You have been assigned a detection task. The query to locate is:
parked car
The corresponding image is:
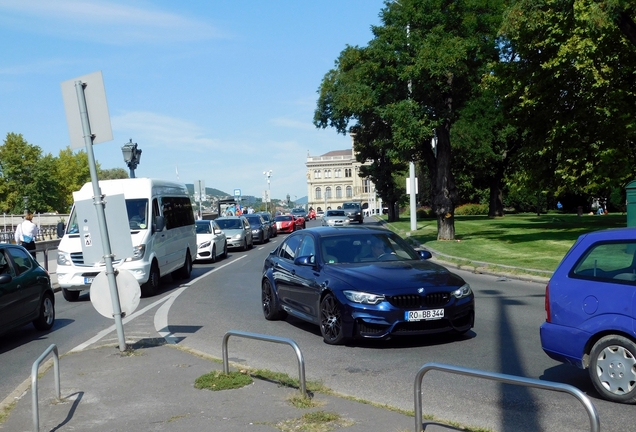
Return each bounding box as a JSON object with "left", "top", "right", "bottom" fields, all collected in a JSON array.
[
  {"left": 275, "top": 214, "right": 296, "bottom": 234},
  {"left": 195, "top": 220, "right": 227, "bottom": 262},
  {"left": 540, "top": 227, "right": 636, "bottom": 403},
  {"left": 243, "top": 214, "right": 270, "bottom": 244},
  {"left": 321, "top": 209, "right": 350, "bottom": 227},
  {"left": 261, "top": 226, "right": 474, "bottom": 345},
  {"left": 0, "top": 244, "right": 55, "bottom": 336},
  {"left": 342, "top": 202, "right": 363, "bottom": 224},
  {"left": 316, "top": 210, "right": 325, "bottom": 219},
  {"left": 215, "top": 216, "right": 254, "bottom": 251},
  {"left": 257, "top": 212, "right": 277, "bottom": 238}
]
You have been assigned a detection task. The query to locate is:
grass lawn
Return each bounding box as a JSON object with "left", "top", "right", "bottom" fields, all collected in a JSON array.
[{"left": 384, "top": 212, "right": 627, "bottom": 273}]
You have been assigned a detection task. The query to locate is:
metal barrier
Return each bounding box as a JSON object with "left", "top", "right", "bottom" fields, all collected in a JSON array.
[
  {"left": 31, "top": 344, "right": 61, "bottom": 432},
  {"left": 222, "top": 330, "right": 306, "bottom": 395},
  {"left": 414, "top": 362, "right": 600, "bottom": 432}
]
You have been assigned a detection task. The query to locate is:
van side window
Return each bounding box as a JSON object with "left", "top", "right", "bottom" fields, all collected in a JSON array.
[
  {"left": 152, "top": 198, "right": 160, "bottom": 228},
  {"left": 161, "top": 196, "right": 195, "bottom": 230},
  {"left": 572, "top": 242, "right": 636, "bottom": 283}
]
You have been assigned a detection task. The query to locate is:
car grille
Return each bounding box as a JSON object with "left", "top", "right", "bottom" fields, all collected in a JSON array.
[
  {"left": 387, "top": 293, "right": 451, "bottom": 309},
  {"left": 69, "top": 252, "right": 122, "bottom": 267}
]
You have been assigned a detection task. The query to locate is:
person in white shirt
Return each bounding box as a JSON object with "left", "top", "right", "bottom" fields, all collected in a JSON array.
[{"left": 15, "top": 211, "right": 39, "bottom": 258}]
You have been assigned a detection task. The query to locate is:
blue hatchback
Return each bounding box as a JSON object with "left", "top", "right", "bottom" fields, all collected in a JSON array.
[{"left": 540, "top": 227, "right": 636, "bottom": 403}]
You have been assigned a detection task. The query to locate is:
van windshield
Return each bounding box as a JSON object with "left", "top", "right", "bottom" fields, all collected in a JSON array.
[{"left": 66, "top": 198, "right": 149, "bottom": 234}]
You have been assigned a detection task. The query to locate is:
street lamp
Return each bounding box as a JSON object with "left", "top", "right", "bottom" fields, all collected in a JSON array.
[
  {"left": 121, "top": 139, "right": 142, "bottom": 178},
  {"left": 263, "top": 170, "right": 272, "bottom": 212}
]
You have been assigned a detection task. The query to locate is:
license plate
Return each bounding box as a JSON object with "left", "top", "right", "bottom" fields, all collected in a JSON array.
[
  {"left": 405, "top": 309, "right": 444, "bottom": 321},
  {"left": 84, "top": 277, "right": 94, "bottom": 284}
]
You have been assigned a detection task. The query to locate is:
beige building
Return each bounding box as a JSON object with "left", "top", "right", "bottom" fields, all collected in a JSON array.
[{"left": 305, "top": 135, "right": 380, "bottom": 213}]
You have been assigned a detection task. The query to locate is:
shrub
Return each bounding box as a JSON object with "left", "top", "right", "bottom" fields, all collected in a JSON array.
[
  {"left": 454, "top": 203, "right": 488, "bottom": 216},
  {"left": 416, "top": 207, "right": 434, "bottom": 219}
]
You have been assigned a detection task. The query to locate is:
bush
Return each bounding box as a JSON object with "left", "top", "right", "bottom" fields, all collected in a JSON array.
[
  {"left": 416, "top": 207, "right": 434, "bottom": 219},
  {"left": 454, "top": 203, "right": 488, "bottom": 216}
]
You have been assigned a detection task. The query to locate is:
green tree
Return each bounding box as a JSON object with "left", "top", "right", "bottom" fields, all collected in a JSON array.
[
  {"left": 54, "top": 147, "right": 95, "bottom": 212},
  {"left": 99, "top": 167, "right": 129, "bottom": 180},
  {"left": 0, "top": 133, "right": 43, "bottom": 213},
  {"left": 497, "top": 0, "right": 636, "bottom": 203},
  {"left": 315, "top": 0, "right": 504, "bottom": 238}
]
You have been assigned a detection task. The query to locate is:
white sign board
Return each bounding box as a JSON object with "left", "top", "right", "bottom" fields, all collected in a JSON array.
[
  {"left": 61, "top": 71, "right": 113, "bottom": 149},
  {"left": 72, "top": 193, "right": 133, "bottom": 265},
  {"left": 406, "top": 177, "right": 419, "bottom": 195}
]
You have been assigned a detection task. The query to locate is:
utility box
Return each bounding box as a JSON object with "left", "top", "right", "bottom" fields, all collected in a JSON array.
[{"left": 626, "top": 180, "right": 636, "bottom": 227}]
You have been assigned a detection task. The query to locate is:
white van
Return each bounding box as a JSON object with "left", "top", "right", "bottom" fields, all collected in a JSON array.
[{"left": 56, "top": 178, "right": 197, "bottom": 301}]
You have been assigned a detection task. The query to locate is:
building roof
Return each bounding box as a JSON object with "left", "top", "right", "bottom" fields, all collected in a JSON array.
[{"left": 321, "top": 149, "right": 352, "bottom": 157}]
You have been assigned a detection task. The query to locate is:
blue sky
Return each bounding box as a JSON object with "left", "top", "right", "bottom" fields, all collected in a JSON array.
[{"left": 0, "top": 0, "right": 386, "bottom": 201}]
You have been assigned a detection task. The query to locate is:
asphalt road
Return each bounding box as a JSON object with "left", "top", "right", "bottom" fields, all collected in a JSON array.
[{"left": 1, "top": 217, "right": 633, "bottom": 432}]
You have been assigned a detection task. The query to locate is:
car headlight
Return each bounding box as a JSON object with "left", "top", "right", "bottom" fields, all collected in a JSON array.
[
  {"left": 126, "top": 245, "right": 146, "bottom": 261},
  {"left": 452, "top": 283, "right": 472, "bottom": 299},
  {"left": 343, "top": 290, "right": 385, "bottom": 305},
  {"left": 57, "top": 251, "right": 72, "bottom": 266},
  {"left": 199, "top": 240, "right": 211, "bottom": 248}
]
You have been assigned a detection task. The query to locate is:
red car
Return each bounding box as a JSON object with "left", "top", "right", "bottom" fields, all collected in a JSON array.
[
  {"left": 293, "top": 215, "right": 306, "bottom": 230},
  {"left": 275, "top": 215, "right": 296, "bottom": 233}
]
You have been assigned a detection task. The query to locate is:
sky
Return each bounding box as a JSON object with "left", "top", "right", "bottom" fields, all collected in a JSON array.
[{"left": 0, "top": 0, "right": 387, "bottom": 202}]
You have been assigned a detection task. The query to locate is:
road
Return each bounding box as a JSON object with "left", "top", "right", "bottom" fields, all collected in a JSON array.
[{"left": 1, "top": 217, "right": 632, "bottom": 431}]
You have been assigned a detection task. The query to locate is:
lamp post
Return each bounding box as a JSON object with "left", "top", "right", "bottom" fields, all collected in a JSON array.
[
  {"left": 263, "top": 170, "right": 272, "bottom": 212},
  {"left": 121, "top": 139, "right": 142, "bottom": 178}
]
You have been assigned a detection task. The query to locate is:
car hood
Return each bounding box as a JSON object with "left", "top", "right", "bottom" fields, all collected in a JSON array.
[
  {"left": 324, "top": 260, "right": 465, "bottom": 292},
  {"left": 221, "top": 229, "right": 245, "bottom": 236}
]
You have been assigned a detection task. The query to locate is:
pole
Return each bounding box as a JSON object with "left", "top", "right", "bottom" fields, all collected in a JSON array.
[{"left": 75, "top": 80, "right": 127, "bottom": 352}]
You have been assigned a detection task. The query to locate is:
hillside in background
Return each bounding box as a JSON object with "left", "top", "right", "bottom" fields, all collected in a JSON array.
[{"left": 185, "top": 184, "right": 230, "bottom": 197}]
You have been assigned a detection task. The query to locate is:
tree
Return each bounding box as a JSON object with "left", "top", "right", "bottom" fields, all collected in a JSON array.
[
  {"left": 315, "top": 0, "right": 504, "bottom": 238},
  {"left": 0, "top": 133, "right": 44, "bottom": 213},
  {"left": 497, "top": 0, "right": 636, "bottom": 203},
  {"left": 54, "top": 147, "right": 95, "bottom": 212},
  {"left": 99, "top": 168, "right": 129, "bottom": 180}
]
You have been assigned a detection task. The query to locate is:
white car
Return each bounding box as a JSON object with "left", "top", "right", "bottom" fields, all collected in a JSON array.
[
  {"left": 316, "top": 210, "right": 324, "bottom": 219},
  {"left": 195, "top": 220, "right": 227, "bottom": 262},
  {"left": 321, "top": 209, "right": 350, "bottom": 227}
]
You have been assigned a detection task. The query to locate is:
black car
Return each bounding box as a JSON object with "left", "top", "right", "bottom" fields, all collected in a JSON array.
[
  {"left": 0, "top": 244, "right": 55, "bottom": 336},
  {"left": 243, "top": 214, "right": 270, "bottom": 244},
  {"left": 342, "top": 202, "right": 363, "bottom": 223},
  {"left": 261, "top": 226, "right": 474, "bottom": 345},
  {"left": 257, "top": 212, "right": 277, "bottom": 238}
]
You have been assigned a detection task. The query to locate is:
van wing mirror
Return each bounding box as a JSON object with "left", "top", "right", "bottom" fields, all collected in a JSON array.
[{"left": 154, "top": 215, "right": 165, "bottom": 232}]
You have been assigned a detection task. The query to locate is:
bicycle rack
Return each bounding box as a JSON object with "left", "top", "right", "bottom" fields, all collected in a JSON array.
[
  {"left": 31, "top": 344, "right": 61, "bottom": 432},
  {"left": 222, "top": 330, "right": 306, "bottom": 395},
  {"left": 414, "top": 362, "right": 600, "bottom": 432}
]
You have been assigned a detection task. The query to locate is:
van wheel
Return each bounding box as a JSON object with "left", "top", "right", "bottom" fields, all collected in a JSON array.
[
  {"left": 62, "top": 288, "right": 80, "bottom": 302},
  {"left": 589, "top": 335, "right": 636, "bottom": 403},
  {"left": 210, "top": 245, "right": 217, "bottom": 263},
  {"left": 179, "top": 252, "right": 192, "bottom": 279},
  {"left": 142, "top": 262, "right": 160, "bottom": 297}
]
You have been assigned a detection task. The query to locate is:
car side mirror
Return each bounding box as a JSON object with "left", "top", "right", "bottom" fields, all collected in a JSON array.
[
  {"left": 154, "top": 215, "right": 165, "bottom": 233},
  {"left": 294, "top": 255, "right": 315, "bottom": 266},
  {"left": 418, "top": 250, "right": 432, "bottom": 260},
  {"left": 0, "top": 274, "right": 12, "bottom": 284}
]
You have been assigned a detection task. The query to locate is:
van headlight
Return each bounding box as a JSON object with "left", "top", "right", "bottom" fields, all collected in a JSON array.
[
  {"left": 452, "top": 283, "right": 472, "bottom": 299},
  {"left": 343, "top": 290, "right": 385, "bottom": 305},
  {"left": 126, "top": 245, "right": 146, "bottom": 261},
  {"left": 57, "top": 251, "right": 72, "bottom": 266}
]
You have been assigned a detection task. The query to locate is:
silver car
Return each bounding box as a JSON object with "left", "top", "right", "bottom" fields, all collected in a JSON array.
[
  {"left": 321, "top": 209, "right": 350, "bottom": 227},
  {"left": 215, "top": 216, "right": 254, "bottom": 251}
]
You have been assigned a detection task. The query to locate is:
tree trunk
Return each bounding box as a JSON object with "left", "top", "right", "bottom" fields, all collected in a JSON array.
[
  {"left": 431, "top": 127, "right": 457, "bottom": 240},
  {"left": 387, "top": 200, "right": 399, "bottom": 222},
  {"left": 488, "top": 165, "right": 504, "bottom": 217}
]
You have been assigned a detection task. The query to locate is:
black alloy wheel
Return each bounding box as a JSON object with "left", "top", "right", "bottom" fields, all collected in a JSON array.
[
  {"left": 262, "top": 279, "right": 286, "bottom": 320},
  {"left": 320, "top": 293, "right": 346, "bottom": 345}
]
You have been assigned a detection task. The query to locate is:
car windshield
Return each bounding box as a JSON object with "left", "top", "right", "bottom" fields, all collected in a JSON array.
[
  {"left": 216, "top": 219, "right": 242, "bottom": 230},
  {"left": 276, "top": 215, "right": 292, "bottom": 222},
  {"left": 321, "top": 233, "right": 420, "bottom": 264},
  {"left": 292, "top": 209, "right": 304, "bottom": 214},
  {"left": 259, "top": 214, "right": 271, "bottom": 222},
  {"left": 343, "top": 203, "right": 358, "bottom": 209},
  {"left": 326, "top": 210, "right": 345, "bottom": 216},
  {"left": 245, "top": 217, "right": 261, "bottom": 226},
  {"left": 195, "top": 222, "right": 212, "bottom": 234}
]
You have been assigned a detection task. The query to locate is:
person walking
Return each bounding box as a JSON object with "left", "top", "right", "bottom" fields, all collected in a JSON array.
[{"left": 15, "top": 211, "right": 39, "bottom": 258}]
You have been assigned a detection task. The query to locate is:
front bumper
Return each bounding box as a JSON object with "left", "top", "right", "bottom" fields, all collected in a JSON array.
[{"left": 57, "top": 261, "right": 149, "bottom": 291}]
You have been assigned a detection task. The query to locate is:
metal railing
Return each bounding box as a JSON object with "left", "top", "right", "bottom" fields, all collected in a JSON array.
[
  {"left": 222, "top": 330, "right": 306, "bottom": 395},
  {"left": 31, "top": 344, "right": 61, "bottom": 432},
  {"left": 414, "top": 362, "right": 600, "bottom": 432}
]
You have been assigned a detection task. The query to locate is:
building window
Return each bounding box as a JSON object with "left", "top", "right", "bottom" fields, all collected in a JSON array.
[
  {"left": 314, "top": 170, "right": 321, "bottom": 179},
  {"left": 325, "top": 187, "right": 332, "bottom": 199},
  {"left": 335, "top": 169, "right": 341, "bottom": 178},
  {"left": 325, "top": 170, "right": 332, "bottom": 178},
  {"left": 336, "top": 186, "right": 342, "bottom": 198},
  {"left": 345, "top": 168, "right": 352, "bottom": 178},
  {"left": 315, "top": 187, "right": 322, "bottom": 200},
  {"left": 346, "top": 186, "right": 353, "bottom": 198},
  {"left": 364, "top": 178, "right": 370, "bottom": 193}
]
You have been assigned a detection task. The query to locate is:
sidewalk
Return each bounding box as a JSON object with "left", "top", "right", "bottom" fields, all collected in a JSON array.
[{"left": 1, "top": 341, "right": 460, "bottom": 432}]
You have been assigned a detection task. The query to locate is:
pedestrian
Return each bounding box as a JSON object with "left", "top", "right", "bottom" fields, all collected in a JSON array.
[{"left": 15, "top": 211, "right": 39, "bottom": 258}]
